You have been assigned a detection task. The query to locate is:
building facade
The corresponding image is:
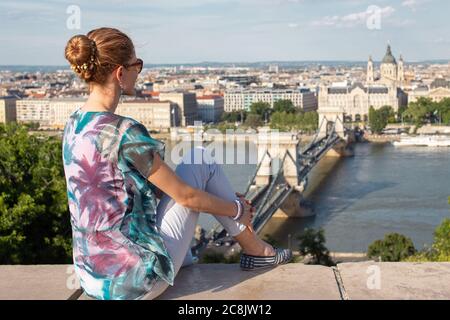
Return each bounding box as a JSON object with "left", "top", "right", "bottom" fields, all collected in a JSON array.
[
  {"left": 408, "top": 78, "right": 450, "bottom": 103},
  {"left": 0, "top": 96, "right": 17, "bottom": 123},
  {"left": 116, "top": 100, "right": 179, "bottom": 131},
  {"left": 196, "top": 95, "right": 224, "bottom": 123},
  {"left": 158, "top": 92, "right": 198, "bottom": 126},
  {"left": 224, "top": 88, "right": 318, "bottom": 112},
  {"left": 16, "top": 99, "right": 52, "bottom": 127},
  {"left": 318, "top": 45, "right": 408, "bottom": 122},
  {"left": 15, "top": 98, "right": 179, "bottom": 131},
  {"left": 51, "top": 98, "right": 85, "bottom": 129},
  {"left": 318, "top": 83, "right": 407, "bottom": 122}
]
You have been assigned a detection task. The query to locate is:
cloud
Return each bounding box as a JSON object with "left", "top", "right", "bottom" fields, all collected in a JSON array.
[
  {"left": 402, "top": 0, "right": 431, "bottom": 11},
  {"left": 311, "top": 6, "right": 395, "bottom": 28},
  {"left": 433, "top": 37, "right": 450, "bottom": 44}
]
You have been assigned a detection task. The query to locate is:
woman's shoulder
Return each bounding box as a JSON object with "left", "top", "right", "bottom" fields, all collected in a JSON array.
[{"left": 118, "top": 116, "right": 150, "bottom": 136}]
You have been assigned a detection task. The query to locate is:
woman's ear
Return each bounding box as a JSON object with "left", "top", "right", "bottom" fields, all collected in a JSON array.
[{"left": 114, "top": 66, "right": 124, "bottom": 85}]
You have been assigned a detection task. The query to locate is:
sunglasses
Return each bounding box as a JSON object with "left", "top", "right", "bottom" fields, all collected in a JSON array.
[{"left": 123, "top": 58, "right": 143, "bottom": 74}]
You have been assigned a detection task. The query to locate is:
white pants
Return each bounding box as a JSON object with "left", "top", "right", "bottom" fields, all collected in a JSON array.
[{"left": 141, "top": 147, "right": 247, "bottom": 300}]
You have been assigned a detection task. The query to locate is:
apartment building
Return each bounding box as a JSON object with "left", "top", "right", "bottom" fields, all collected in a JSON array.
[{"left": 224, "top": 88, "right": 318, "bottom": 112}]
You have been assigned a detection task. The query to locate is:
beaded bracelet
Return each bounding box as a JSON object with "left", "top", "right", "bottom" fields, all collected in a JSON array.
[{"left": 232, "top": 199, "right": 243, "bottom": 221}]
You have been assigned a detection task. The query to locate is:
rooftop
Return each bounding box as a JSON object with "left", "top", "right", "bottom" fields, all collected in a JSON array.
[{"left": 382, "top": 45, "right": 397, "bottom": 65}]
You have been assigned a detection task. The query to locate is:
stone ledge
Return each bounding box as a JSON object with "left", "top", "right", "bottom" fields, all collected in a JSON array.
[
  {"left": 337, "top": 262, "right": 450, "bottom": 300},
  {"left": 157, "top": 263, "right": 341, "bottom": 300},
  {"left": 2, "top": 262, "right": 450, "bottom": 300},
  {"left": 0, "top": 265, "right": 80, "bottom": 300}
]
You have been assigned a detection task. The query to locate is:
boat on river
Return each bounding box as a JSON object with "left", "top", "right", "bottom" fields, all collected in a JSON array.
[{"left": 393, "top": 135, "right": 450, "bottom": 147}]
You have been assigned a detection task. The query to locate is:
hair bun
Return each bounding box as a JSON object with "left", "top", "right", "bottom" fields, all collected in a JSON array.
[
  {"left": 65, "top": 34, "right": 97, "bottom": 81},
  {"left": 65, "top": 28, "right": 134, "bottom": 84}
]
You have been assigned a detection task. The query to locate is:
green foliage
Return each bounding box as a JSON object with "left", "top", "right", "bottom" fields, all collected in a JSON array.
[
  {"left": 200, "top": 251, "right": 241, "bottom": 264},
  {"left": 221, "top": 111, "right": 247, "bottom": 123},
  {"left": 0, "top": 123, "right": 71, "bottom": 264},
  {"left": 403, "top": 98, "right": 429, "bottom": 126},
  {"left": 404, "top": 219, "right": 450, "bottom": 262},
  {"left": 397, "top": 104, "right": 408, "bottom": 118},
  {"left": 439, "top": 98, "right": 450, "bottom": 125},
  {"left": 270, "top": 111, "right": 318, "bottom": 133},
  {"left": 263, "top": 234, "right": 281, "bottom": 248},
  {"left": 249, "top": 102, "right": 271, "bottom": 117},
  {"left": 204, "top": 122, "right": 236, "bottom": 134},
  {"left": 273, "top": 100, "right": 296, "bottom": 114},
  {"left": 368, "top": 106, "right": 388, "bottom": 134},
  {"left": 432, "top": 218, "right": 450, "bottom": 258},
  {"left": 297, "top": 228, "right": 335, "bottom": 266},
  {"left": 244, "top": 113, "right": 263, "bottom": 128},
  {"left": 22, "top": 122, "right": 40, "bottom": 130},
  {"left": 367, "top": 233, "right": 416, "bottom": 262},
  {"left": 403, "top": 97, "right": 450, "bottom": 126},
  {"left": 378, "top": 105, "right": 396, "bottom": 124}
]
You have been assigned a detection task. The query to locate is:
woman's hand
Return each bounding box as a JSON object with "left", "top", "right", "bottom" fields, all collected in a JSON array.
[
  {"left": 235, "top": 192, "right": 257, "bottom": 232},
  {"left": 235, "top": 197, "right": 256, "bottom": 227},
  {"left": 235, "top": 192, "right": 250, "bottom": 205}
]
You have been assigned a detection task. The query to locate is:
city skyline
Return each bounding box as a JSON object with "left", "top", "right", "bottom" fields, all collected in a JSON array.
[{"left": 0, "top": 0, "right": 449, "bottom": 65}]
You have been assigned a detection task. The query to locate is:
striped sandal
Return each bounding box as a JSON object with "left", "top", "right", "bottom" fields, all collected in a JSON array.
[{"left": 240, "top": 247, "right": 293, "bottom": 271}]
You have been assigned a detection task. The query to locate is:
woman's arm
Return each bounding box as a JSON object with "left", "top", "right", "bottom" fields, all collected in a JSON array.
[{"left": 147, "top": 153, "right": 253, "bottom": 225}]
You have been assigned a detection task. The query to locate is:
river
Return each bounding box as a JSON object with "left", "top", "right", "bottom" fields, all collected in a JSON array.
[{"left": 164, "top": 140, "right": 450, "bottom": 253}]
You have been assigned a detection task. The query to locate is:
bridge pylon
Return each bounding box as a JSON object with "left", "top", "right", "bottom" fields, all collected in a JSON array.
[
  {"left": 248, "top": 133, "right": 313, "bottom": 219},
  {"left": 318, "top": 110, "right": 346, "bottom": 139}
]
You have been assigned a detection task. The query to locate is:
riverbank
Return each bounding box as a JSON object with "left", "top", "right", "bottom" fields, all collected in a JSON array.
[{"left": 363, "top": 134, "right": 401, "bottom": 143}]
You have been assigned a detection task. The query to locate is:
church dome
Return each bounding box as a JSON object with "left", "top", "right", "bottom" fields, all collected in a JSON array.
[{"left": 382, "top": 45, "right": 397, "bottom": 64}]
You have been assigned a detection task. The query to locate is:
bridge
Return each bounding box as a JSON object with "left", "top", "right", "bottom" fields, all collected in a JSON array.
[{"left": 200, "top": 111, "right": 355, "bottom": 249}]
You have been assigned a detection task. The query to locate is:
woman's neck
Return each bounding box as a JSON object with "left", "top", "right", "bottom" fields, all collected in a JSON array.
[{"left": 82, "top": 83, "right": 120, "bottom": 113}]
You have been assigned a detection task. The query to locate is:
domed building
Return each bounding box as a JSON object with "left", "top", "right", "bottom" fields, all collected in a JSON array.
[
  {"left": 367, "top": 45, "right": 405, "bottom": 86},
  {"left": 318, "top": 44, "right": 408, "bottom": 123}
]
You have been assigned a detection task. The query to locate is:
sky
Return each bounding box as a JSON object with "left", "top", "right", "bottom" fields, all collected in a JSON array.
[{"left": 0, "top": 0, "right": 449, "bottom": 65}]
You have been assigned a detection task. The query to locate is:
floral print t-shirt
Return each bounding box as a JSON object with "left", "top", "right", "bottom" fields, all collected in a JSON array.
[{"left": 62, "top": 108, "right": 174, "bottom": 300}]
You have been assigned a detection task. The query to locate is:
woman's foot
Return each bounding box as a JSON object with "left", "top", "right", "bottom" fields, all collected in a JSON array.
[
  {"left": 242, "top": 240, "right": 276, "bottom": 257},
  {"left": 240, "top": 248, "right": 293, "bottom": 271},
  {"left": 234, "top": 227, "right": 293, "bottom": 270},
  {"left": 234, "top": 226, "right": 276, "bottom": 257}
]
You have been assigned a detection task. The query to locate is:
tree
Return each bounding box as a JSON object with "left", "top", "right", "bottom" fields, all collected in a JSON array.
[
  {"left": 437, "top": 98, "right": 450, "bottom": 125},
  {"left": 0, "top": 123, "right": 72, "bottom": 264},
  {"left": 249, "top": 102, "right": 271, "bottom": 117},
  {"left": 244, "top": 113, "right": 263, "bottom": 129},
  {"left": 367, "top": 233, "right": 416, "bottom": 262},
  {"left": 270, "top": 111, "right": 318, "bottom": 133},
  {"left": 378, "top": 105, "right": 396, "bottom": 124},
  {"left": 221, "top": 111, "right": 246, "bottom": 123},
  {"left": 368, "top": 106, "right": 387, "bottom": 134},
  {"left": 301, "top": 111, "right": 319, "bottom": 132},
  {"left": 402, "top": 97, "right": 441, "bottom": 126},
  {"left": 404, "top": 218, "right": 450, "bottom": 262},
  {"left": 397, "top": 104, "right": 408, "bottom": 120},
  {"left": 273, "top": 100, "right": 296, "bottom": 114},
  {"left": 297, "top": 228, "right": 335, "bottom": 266}
]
